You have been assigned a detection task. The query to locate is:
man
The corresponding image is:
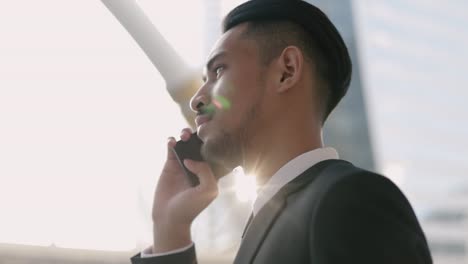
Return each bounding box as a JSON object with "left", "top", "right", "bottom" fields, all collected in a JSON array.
[{"left": 131, "top": 0, "right": 433, "bottom": 263}]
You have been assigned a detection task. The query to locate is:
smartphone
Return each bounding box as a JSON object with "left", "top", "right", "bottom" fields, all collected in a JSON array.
[{"left": 172, "top": 133, "right": 230, "bottom": 186}]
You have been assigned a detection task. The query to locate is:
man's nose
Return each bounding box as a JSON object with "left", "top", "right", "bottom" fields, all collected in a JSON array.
[{"left": 190, "top": 93, "right": 209, "bottom": 113}]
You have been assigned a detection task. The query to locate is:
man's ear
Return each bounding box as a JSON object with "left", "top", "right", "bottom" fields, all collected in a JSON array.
[{"left": 275, "top": 46, "right": 303, "bottom": 93}]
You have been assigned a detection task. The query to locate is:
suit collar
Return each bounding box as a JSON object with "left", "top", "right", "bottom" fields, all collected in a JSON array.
[
  {"left": 253, "top": 148, "right": 339, "bottom": 216},
  {"left": 236, "top": 159, "right": 346, "bottom": 264}
]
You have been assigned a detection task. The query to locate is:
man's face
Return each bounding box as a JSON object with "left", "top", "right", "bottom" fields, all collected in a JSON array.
[{"left": 190, "top": 24, "right": 268, "bottom": 170}]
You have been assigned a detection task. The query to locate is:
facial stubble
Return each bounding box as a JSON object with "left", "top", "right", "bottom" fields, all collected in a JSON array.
[{"left": 201, "top": 86, "right": 265, "bottom": 173}]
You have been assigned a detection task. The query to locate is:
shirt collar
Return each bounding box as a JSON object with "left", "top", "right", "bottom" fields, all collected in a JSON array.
[{"left": 252, "top": 147, "right": 339, "bottom": 216}]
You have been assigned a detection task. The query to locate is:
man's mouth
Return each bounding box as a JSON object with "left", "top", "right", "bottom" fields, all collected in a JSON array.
[
  {"left": 196, "top": 103, "right": 217, "bottom": 128},
  {"left": 195, "top": 114, "right": 212, "bottom": 128}
]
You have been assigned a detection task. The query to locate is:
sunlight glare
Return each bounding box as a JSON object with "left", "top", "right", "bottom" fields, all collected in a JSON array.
[{"left": 233, "top": 167, "right": 257, "bottom": 202}]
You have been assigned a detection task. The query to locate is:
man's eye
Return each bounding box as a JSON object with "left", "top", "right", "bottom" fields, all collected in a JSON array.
[{"left": 214, "top": 66, "right": 225, "bottom": 78}]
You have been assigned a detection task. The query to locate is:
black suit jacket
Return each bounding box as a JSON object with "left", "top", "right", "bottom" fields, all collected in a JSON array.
[{"left": 131, "top": 159, "right": 433, "bottom": 264}]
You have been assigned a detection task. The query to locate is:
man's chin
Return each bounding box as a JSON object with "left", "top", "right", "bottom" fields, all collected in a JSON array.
[
  {"left": 201, "top": 148, "right": 231, "bottom": 179},
  {"left": 200, "top": 138, "right": 223, "bottom": 166},
  {"left": 201, "top": 136, "right": 239, "bottom": 178},
  {"left": 196, "top": 119, "right": 214, "bottom": 142},
  {"left": 209, "top": 162, "right": 233, "bottom": 179}
]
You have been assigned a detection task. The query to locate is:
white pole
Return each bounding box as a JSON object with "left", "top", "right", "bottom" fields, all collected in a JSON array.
[{"left": 101, "top": 0, "right": 199, "bottom": 127}]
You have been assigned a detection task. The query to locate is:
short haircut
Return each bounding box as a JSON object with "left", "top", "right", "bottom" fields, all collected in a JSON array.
[
  {"left": 240, "top": 20, "right": 331, "bottom": 123},
  {"left": 222, "top": 0, "right": 352, "bottom": 123}
]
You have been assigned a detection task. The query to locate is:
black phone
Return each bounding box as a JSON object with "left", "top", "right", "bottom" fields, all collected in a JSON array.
[
  {"left": 172, "top": 133, "right": 229, "bottom": 186},
  {"left": 172, "top": 133, "right": 204, "bottom": 186}
]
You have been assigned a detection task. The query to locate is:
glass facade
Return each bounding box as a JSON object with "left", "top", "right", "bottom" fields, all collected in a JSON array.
[
  {"left": 354, "top": 1, "right": 468, "bottom": 263},
  {"left": 309, "top": 0, "right": 376, "bottom": 171}
]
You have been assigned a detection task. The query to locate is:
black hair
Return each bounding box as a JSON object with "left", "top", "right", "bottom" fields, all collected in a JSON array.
[
  {"left": 240, "top": 20, "right": 331, "bottom": 122},
  {"left": 222, "top": 0, "right": 352, "bottom": 123}
]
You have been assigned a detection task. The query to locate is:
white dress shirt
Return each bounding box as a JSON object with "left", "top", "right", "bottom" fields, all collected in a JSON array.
[
  {"left": 252, "top": 147, "right": 339, "bottom": 216},
  {"left": 141, "top": 243, "right": 194, "bottom": 258},
  {"left": 141, "top": 147, "right": 339, "bottom": 258}
]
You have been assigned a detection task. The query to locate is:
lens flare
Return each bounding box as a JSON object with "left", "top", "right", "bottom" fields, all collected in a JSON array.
[
  {"left": 213, "top": 95, "right": 231, "bottom": 110},
  {"left": 202, "top": 104, "right": 216, "bottom": 115},
  {"left": 233, "top": 167, "right": 257, "bottom": 202},
  {"left": 201, "top": 95, "right": 231, "bottom": 115}
]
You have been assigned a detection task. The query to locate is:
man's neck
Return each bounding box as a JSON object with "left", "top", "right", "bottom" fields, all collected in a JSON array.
[{"left": 244, "top": 129, "right": 323, "bottom": 186}]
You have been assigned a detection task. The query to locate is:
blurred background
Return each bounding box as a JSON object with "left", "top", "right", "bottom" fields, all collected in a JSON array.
[{"left": 0, "top": 0, "right": 466, "bottom": 263}]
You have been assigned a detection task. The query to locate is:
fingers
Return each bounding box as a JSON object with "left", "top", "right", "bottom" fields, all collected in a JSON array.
[
  {"left": 166, "top": 137, "right": 177, "bottom": 160},
  {"left": 166, "top": 128, "right": 193, "bottom": 160},
  {"left": 180, "top": 128, "right": 193, "bottom": 141},
  {"left": 183, "top": 160, "right": 218, "bottom": 196}
]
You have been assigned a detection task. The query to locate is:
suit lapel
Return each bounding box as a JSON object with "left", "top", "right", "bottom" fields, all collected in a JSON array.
[
  {"left": 241, "top": 212, "right": 254, "bottom": 239},
  {"left": 234, "top": 190, "right": 286, "bottom": 264},
  {"left": 234, "top": 159, "right": 344, "bottom": 264}
]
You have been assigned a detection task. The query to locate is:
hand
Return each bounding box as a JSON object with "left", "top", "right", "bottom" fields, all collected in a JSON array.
[{"left": 151, "top": 128, "right": 219, "bottom": 253}]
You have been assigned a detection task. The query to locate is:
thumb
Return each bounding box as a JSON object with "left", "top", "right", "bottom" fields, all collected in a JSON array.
[
  {"left": 166, "top": 137, "right": 178, "bottom": 160},
  {"left": 184, "top": 160, "right": 218, "bottom": 192}
]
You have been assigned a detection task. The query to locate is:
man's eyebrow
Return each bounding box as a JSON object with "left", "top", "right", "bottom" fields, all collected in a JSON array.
[
  {"left": 206, "top": 51, "right": 227, "bottom": 70},
  {"left": 203, "top": 52, "right": 227, "bottom": 81}
]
